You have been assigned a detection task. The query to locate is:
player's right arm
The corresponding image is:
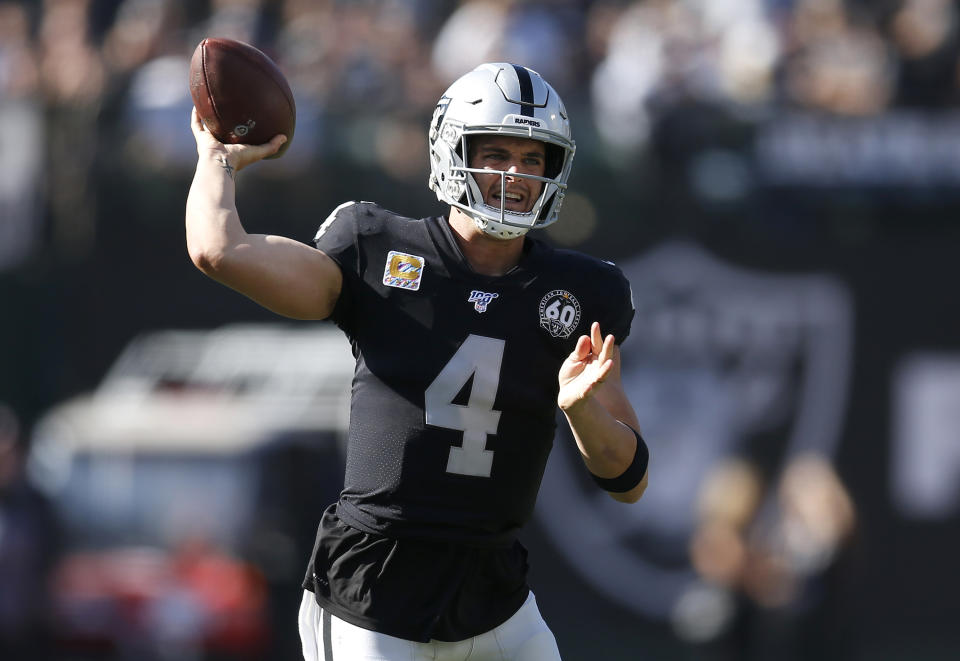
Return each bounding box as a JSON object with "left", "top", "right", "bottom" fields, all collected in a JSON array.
[{"left": 185, "top": 108, "right": 342, "bottom": 320}]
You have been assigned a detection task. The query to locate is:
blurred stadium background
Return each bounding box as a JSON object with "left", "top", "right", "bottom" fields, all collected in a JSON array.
[{"left": 2, "top": 0, "right": 960, "bottom": 659}]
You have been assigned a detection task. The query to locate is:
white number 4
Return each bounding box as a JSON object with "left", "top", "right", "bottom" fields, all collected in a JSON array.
[{"left": 425, "top": 335, "right": 505, "bottom": 477}]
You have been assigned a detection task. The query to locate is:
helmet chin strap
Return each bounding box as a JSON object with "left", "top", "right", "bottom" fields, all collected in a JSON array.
[{"left": 472, "top": 214, "right": 529, "bottom": 240}]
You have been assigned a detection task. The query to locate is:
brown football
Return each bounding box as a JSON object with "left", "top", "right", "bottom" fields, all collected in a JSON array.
[{"left": 189, "top": 37, "right": 295, "bottom": 159}]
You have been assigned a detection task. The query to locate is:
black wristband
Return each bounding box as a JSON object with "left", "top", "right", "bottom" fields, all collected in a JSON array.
[{"left": 589, "top": 423, "right": 649, "bottom": 493}]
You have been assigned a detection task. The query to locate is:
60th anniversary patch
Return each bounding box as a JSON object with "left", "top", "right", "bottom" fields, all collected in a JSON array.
[{"left": 539, "top": 290, "right": 581, "bottom": 338}]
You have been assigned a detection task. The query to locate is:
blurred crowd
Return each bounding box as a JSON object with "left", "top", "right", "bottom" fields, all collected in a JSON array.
[{"left": 3, "top": 0, "right": 960, "bottom": 270}]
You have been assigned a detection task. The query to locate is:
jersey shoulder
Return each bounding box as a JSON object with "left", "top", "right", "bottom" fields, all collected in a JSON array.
[
  {"left": 531, "top": 242, "right": 635, "bottom": 342},
  {"left": 314, "top": 201, "right": 419, "bottom": 246},
  {"left": 536, "top": 242, "right": 631, "bottom": 290}
]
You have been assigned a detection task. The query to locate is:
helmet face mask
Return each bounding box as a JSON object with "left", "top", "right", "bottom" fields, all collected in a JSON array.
[{"left": 428, "top": 63, "right": 576, "bottom": 239}]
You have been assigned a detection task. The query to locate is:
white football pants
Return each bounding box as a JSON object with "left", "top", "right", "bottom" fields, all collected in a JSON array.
[{"left": 298, "top": 590, "right": 562, "bottom": 661}]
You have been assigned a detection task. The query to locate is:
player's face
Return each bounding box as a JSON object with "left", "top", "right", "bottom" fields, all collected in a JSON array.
[{"left": 468, "top": 136, "right": 546, "bottom": 214}]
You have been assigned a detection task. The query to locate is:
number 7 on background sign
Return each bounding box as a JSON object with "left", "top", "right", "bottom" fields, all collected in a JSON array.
[{"left": 425, "top": 335, "right": 505, "bottom": 477}]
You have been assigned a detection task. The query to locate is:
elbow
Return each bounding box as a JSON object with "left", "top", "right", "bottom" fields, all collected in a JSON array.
[{"left": 188, "top": 243, "right": 226, "bottom": 276}]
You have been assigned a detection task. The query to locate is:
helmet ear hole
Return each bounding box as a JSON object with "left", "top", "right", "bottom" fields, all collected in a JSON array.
[{"left": 545, "top": 144, "right": 565, "bottom": 180}]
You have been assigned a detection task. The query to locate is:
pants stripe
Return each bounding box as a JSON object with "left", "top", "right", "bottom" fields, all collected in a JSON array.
[
  {"left": 323, "top": 609, "right": 333, "bottom": 661},
  {"left": 320, "top": 608, "right": 333, "bottom": 661}
]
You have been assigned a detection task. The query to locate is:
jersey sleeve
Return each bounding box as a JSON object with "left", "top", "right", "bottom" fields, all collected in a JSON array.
[
  {"left": 313, "top": 201, "right": 362, "bottom": 334},
  {"left": 606, "top": 263, "right": 635, "bottom": 345}
]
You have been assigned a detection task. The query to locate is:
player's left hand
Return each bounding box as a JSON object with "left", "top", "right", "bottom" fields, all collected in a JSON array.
[{"left": 557, "top": 321, "right": 615, "bottom": 412}]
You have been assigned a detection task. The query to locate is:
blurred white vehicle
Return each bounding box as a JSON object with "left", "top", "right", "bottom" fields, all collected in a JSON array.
[{"left": 27, "top": 323, "right": 354, "bottom": 661}]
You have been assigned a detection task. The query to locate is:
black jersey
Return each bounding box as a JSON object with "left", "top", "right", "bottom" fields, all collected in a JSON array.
[
  {"left": 303, "top": 202, "right": 633, "bottom": 641},
  {"left": 315, "top": 202, "right": 633, "bottom": 545}
]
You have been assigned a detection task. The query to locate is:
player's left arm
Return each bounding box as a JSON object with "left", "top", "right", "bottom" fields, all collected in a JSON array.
[{"left": 558, "top": 321, "right": 648, "bottom": 503}]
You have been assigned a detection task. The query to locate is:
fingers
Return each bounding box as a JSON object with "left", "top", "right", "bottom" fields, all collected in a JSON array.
[
  {"left": 590, "top": 322, "right": 603, "bottom": 353},
  {"left": 267, "top": 133, "right": 288, "bottom": 154},
  {"left": 600, "top": 333, "right": 615, "bottom": 364},
  {"left": 572, "top": 323, "right": 616, "bottom": 363},
  {"left": 190, "top": 108, "right": 287, "bottom": 170},
  {"left": 559, "top": 323, "right": 616, "bottom": 406},
  {"left": 594, "top": 357, "right": 614, "bottom": 384},
  {"left": 245, "top": 134, "right": 287, "bottom": 162},
  {"left": 571, "top": 334, "right": 591, "bottom": 361},
  {"left": 190, "top": 107, "right": 203, "bottom": 135},
  {"left": 589, "top": 322, "right": 615, "bottom": 360},
  {"left": 190, "top": 107, "right": 222, "bottom": 152},
  {"left": 589, "top": 359, "right": 613, "bottom": 388},
  {"left": 190, "top": 107, "right": 286, "bottom": 150}
]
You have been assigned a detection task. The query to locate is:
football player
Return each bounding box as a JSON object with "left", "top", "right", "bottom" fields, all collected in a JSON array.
[{"left": 186, "top": 62, "right": 649, "bottom": 660}]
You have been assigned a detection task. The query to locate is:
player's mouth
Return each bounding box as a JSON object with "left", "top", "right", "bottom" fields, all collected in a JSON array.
[{"left": 491, "top": 189, "right": 529, "bottom": 211}]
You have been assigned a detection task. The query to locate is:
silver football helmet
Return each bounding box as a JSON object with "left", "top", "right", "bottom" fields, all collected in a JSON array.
[{"left": 428, "top": 62, "right": 576, "bottom": 239}]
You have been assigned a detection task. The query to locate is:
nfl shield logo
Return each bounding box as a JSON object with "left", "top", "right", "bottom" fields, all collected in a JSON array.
[{"left": 468, "top": 290, "right": 499, "bottom": 313}]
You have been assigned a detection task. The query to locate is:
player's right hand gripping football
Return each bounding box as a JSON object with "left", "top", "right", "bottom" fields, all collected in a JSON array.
[{"left": 190, "top": 107, "right": 287, "bottom": 173}]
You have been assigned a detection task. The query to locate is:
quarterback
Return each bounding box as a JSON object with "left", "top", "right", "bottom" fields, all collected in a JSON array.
[{"left": 186, "top": 62, "right": 649, "bottom": 660}]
